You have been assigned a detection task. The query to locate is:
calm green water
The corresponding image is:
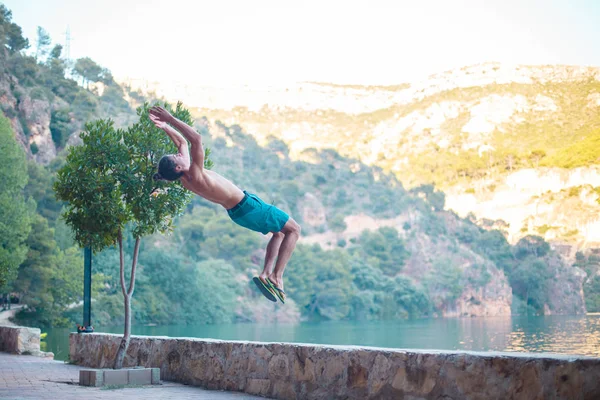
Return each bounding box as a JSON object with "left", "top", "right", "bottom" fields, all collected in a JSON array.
[{"left": 43, "top": 315, "right": 600, "bottom": 361}]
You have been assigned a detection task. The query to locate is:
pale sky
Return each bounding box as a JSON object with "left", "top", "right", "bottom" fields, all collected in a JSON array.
[{"left": 5, "top": 0, "right": 600, "bottom": 85}]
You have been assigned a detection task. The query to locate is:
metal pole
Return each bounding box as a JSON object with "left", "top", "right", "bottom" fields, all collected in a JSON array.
[{"left": 80, "top": 246, "right": 94, "bottom": 333}]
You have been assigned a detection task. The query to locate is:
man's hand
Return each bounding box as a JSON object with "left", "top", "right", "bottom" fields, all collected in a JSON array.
[
  {"left": 149, "top": 114, "right": 168, "bottom": 130},
  {"left": 149, "top": 109, "right": 188, "bottom": 151},
  {"left": 149, "top": 106, "right": 174, "bottom": 124}
]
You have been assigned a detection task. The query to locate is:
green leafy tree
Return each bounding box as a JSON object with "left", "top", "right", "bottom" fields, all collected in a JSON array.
[
  {"left": 286, "top": 245, "right": 353, "bottom": 320},
  {"left": 355, "top": 227, "right": 409, "bottom": 276},
  {"left": 473, "top": 229, "right": 515, "bottom": 273},
  {"left": 328, "top": 214, "right": 347, "bottom": 232},
  {"left": 7, "top": 55, "right": 39, "bottom": 86},
  {"left": 196, "top": 209, "right": 261, "bottom": 263},
  {"left": 49, "top": 43, "right": 62, "bottom": 60},
  {"left": 424, "top": 258, "right": 464, "bottom": 309},
  {"left": 72, "top": 91, "right": 98, "bottom": 119},
  {"left": 0, "top": 115, "right": 32, "bottom": 290},
  {"left": 584, "top": 275, "right": 600, "bottom": 312},
  {"left": 49, "top": 109, "right": 72, "bottom": 148},
  {"left": 12, "top": 215, "right": 83, "bottom": 327},
  {"left": 514, "top": 235, "right": 550, "bottom": 260},
  {"left": 25, "top": 160, "right": 63, "bottom": 223},
  {"left": 509, "top": 258, "right": 552, "bottom": 313},
  {"left": 54, "top": 102, "right": 209, "bottom": 368},
  {"left": 72, "top": 57, "right": 104, "bottom": 89},
  {"left": 350, "top": 260, "right": 430, "bottom": 320},
  {"left": 0, "top": 5, "right": 30, "bottom": 53},
  {"left": 13, "top": 215, "right": 56, "bottom": 303},
  {"left": 193, "top": 259, "right": 243, "bottom": 323},
  {"left": 35, "top": 26, "right": 51, "bottom": 61},
  {"left": 575, "top": 252, "right": 600, "bottom": 312}
]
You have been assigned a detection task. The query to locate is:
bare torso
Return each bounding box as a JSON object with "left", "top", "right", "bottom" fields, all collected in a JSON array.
[{"left": 181, "top": 168, "right": 245, "bottom": 209}]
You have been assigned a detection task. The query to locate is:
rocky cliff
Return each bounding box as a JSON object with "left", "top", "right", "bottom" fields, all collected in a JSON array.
[
  {"left": 446, "top": 167, "right": 600, "bottom": 263},
  {"left": 299, "top": 203, "right": 513, "bottom": 317},
  {"left": 0, "top": 74, "right": 59, "bottom": 164}
]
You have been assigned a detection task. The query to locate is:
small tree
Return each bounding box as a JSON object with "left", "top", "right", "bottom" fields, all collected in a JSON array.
[
  {"left": 529, "top": 149, "right": 546, "bottom": 166},
  {"left": 54, "top": 102, "right": 211, "bottom": 369},
  {"left": 35, "top": 26, "right": 51, "bottom": 61},
  {"left": 0, "top": 5, "right": 30, "bottom": 53},
  {"left": 72, "top": 57, "right": 104, "bottom": 89}
]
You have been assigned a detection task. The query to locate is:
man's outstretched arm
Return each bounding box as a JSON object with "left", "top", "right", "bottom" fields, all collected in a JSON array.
[
  {"left": 149, "top": 114, "right": 188, "bottom": 154},
  {"left": 149, "top": 106, "right": 205, "bottom": 168}
]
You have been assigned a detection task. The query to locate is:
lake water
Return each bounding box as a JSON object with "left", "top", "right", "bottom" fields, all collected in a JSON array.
[{"left": 43, "top": 315, "right": 600, "bottom": 361}]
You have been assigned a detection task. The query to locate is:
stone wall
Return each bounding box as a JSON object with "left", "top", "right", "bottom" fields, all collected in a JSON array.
[
  {"left": 0, "top": 325, "right": 51, "bottom": 357},
  {"left": 70, "top": 333, "right": 600, "bottom": 400}
]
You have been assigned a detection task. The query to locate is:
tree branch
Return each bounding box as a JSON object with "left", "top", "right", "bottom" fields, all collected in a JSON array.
[
  {"left": 127, "top": 237, "right": 141, "bottom": 296},
  {"left": 118, "top": 229, "right": 126, "bottom": 298}
]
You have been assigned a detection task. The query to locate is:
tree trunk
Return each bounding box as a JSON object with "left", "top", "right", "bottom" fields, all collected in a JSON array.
[
  {"left": 114, "top": 294, "right": 131, "bottom": 369},
  {"left": 113, "top": 232, "right": 141, "bottom": 369}
]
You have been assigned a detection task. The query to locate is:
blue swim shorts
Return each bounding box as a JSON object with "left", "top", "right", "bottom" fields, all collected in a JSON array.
[{"left": 227, "top": 191, "right": 290, "bottom": 235}]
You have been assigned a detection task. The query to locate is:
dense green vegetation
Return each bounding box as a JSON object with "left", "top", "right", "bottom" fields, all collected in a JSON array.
[
  {"left": 575, "top": 251, "right": 600, "bottom": 312},
  {"left": 0, "top": 5, "right": 592, "bottom": 330},
  {"left": 541, "top": 129, "right": 600, "bottom": 168},
  {"left": 0, "top": 114, "right": 32, "bottom": 289}
]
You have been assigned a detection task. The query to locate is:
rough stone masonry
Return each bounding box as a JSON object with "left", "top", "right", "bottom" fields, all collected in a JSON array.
[
  {"left": 0, "top": 325, "right": 53, "bottom": 358},
  {"left": 69, "top": 332, "right": 600, "bottom": 400}
]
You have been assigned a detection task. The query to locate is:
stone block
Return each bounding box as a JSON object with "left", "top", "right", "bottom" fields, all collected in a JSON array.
[
  {"left": 79, "top": 370, "right": 89, "bottom": 386},
  {"left": 151, "top": 368, "right": 161, "bottom": 384},
  {"left": 79, "top": 368, "right": 156, "bottom": 387},
  {"left": 89, "top": 370, "right": 104, "bottom": 387},
  {"left": 128, "top": 368, "right": 152, "bottom": 385},
  {"left": 79, "top": 369, "right": 103, "bottom": 387},
  {"left": 104, "top": 369, "right": 128, "bottom": 386},
  {"left": 0, "top": 326, "right": 41, "bottom": 355}
]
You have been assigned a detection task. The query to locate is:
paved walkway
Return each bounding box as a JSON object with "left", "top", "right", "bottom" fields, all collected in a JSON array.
[
  {"left": 0, "top": 353, "right": 265, "bottom": 400},
  {"left": 0, "top": 305, "right": 23, "bottom": 326}
]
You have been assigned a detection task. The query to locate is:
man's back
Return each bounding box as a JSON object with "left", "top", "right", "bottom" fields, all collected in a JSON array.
[{"left": 181, "top": 168, "right": 245, "bottom": 209}]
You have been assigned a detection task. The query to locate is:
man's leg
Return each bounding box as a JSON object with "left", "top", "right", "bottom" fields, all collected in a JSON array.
[
  {"left": 259, "top": 232, "right": 284, "bottom": 281},
  {"left": 268, "top": 218, "right": 301, "bottom": 291}
]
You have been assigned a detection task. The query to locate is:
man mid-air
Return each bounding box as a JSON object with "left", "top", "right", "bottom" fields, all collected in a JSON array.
[{"left": 149, "top": 106, "right": 300, "bottom": 304}]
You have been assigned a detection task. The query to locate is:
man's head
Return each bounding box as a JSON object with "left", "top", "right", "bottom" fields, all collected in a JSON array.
[{"left": 153, "top": 154, "right": 185, "bottom": 181}]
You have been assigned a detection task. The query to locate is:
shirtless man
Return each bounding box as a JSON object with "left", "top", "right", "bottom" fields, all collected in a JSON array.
[{"left": 148, "top": 106, "right": 300, "bottom": 304}]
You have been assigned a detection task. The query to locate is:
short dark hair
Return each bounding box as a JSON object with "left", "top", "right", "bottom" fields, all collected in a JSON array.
[{"left": 153, "top": 155, "right": 184, "bottom": 181}]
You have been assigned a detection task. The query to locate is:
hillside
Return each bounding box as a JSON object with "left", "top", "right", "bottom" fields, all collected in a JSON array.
[{"left": 125, "top": 63, "right": 600, "bottom": 251}]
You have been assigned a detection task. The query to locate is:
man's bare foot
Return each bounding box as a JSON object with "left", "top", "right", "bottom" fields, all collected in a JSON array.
[
  {"left": 253, "top": 276, "right": 277, "bottom": 302},
  {"left": 267, "top": 275, "right": 284, "bottom": 291},
  {"left": 259, "top": 273, "right": 271, "bottom": 286},
  {"left": 267, "top": 275, "right": 286, "bottom": 304}
]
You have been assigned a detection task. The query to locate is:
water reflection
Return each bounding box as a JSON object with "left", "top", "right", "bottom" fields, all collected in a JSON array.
[
  {"left": 44, "top": 315, "right": 600, "bottom": 361},
  {"left": 504, "top": 315, "right": 600, "bottom": 356}
]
